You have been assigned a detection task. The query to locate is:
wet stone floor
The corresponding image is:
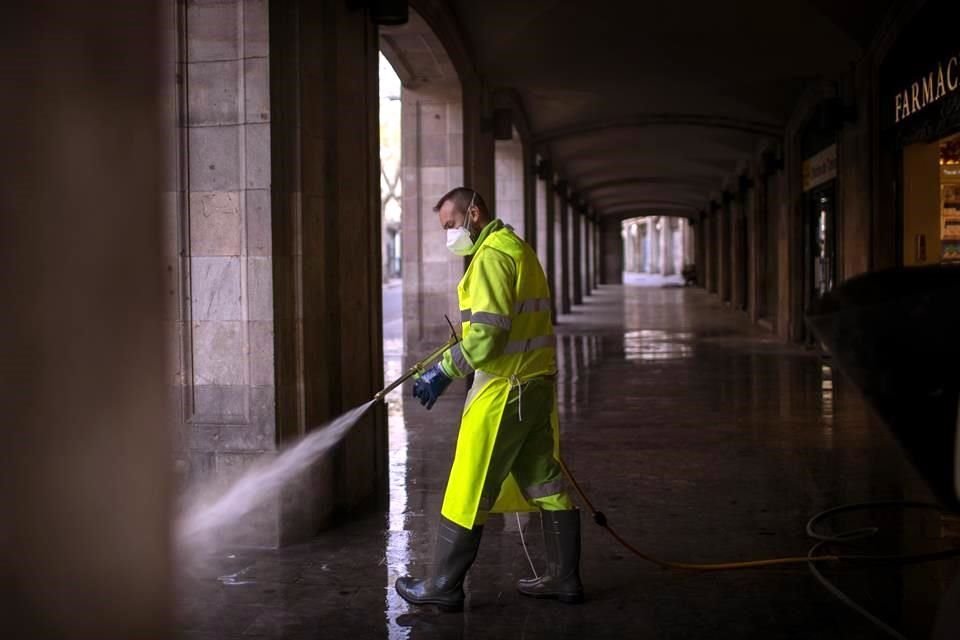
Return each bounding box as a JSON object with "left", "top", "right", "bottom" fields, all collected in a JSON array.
[{"left": 178, "top": 284, "right": 959, "bottom": 639}]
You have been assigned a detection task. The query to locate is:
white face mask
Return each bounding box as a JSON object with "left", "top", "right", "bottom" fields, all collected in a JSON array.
[
  {"left": 446, "top": 226, "right": 474, "bottom": 256},
  {"left": 445, "top": 192, "right": 476, "bottom": 256}
]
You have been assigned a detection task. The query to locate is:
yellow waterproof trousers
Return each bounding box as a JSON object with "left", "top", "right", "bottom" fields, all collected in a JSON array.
[{"left": 440, "top": 374, "right": 574, "bottom": 529}]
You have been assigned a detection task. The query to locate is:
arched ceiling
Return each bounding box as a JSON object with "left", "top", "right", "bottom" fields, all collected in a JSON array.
[
  {"left": 380, "top": 9, "right": 459, "bottom": 95},
  {"left": 450, "top": 0, "right": 895, "bottom": 218}
]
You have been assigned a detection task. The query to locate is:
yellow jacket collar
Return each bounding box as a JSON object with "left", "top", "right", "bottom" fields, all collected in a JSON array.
[{"left": 464, "top": 219, "right": 504, "bottom": 256}]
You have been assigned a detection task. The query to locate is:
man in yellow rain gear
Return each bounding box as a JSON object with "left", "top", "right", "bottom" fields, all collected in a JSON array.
[{"left": 395, "top": 187, "right": 584, "bottom": 611}]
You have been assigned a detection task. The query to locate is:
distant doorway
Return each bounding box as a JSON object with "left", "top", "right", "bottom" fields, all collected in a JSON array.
[{"left": 809, "top": 184, "right": 836, "bottom": 301}]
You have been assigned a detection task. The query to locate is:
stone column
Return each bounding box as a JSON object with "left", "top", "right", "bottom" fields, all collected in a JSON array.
[
  {"left": 687, "top": 218, "right": 697, "bottom": 281},
  {"left": 538, "top": 169, "right": 556, "bottom": 320},
  {"left": 536, "top": 168, "right": 549, "bottom": 271},
  {"left": 688, "top": 218, "right": 697, "bottom": 268},
  {"left": 629, "top": 222, "right": 646, "bottom": 272},
  {"left": 584, "top": 215, "right": 593, "bottom": 296},
  {"left": 649, "top": 217, "right": 660, "bottom": 273},
  {"left": 494, "top": 132, "right": 524, "bottom": 234},
  {"left": 593, "top": 218, "right": 601, "bottom": 288},
  {"left": 659, "top": 217, "right": 670, "bottom": 275},
  {"left": 3, "top": 1, "right": 172, "bottom": 635},
  {"left": 580, "top": 213, "right": 588, "bottom": 295},
  {"left": 600, "top": 219, "right": 624, "bottom": 284},
  {"left": 633, "top": 219, "right": 647, "bottom": 273},
  {"left": 713, "top": 210, "right": 719, "bottom": 292},
  {"left": 636, "top": 222, "right": 644, "bottom": 271},
  {"left": 741, "top": 189, "right": 752, "bottom": 313},
  {"left": 674, "top": 219, "right": 684, "bottom": 273},
  {"left": 637, "top": 223, "right": 644, "bottom": 272},
  {"left": 636, "top": 220, "right": 645, "bottom": 272},
  {"left": 690, "top": 216, "right": 706, "bottom": 287},
  {"left": 748, "top": 180, "right": 762, "bottom": 322},
  {"left": 545, "top": 172, "right": 558, "bottom": 319},
  {"left": 463, "top": 82, "right": 496, "bottom": 215},
  {"left": 731, "top": 195, "right": 747, "bottom": 310},
  {"left": 717, "top": 205, "right": 725, "bottom": 297},
  {"left": 696, "top": 214, "right": 707, "bottom": 287},
  {"left": 522, "top": 139, "right": 537, "bottom": 253},
  {"left": 719, "top": 197, "right": 732, "bottom": 302},
  {"left": 674, "top": 219, "right": 685, "bottom": 274},
  {"left": 736, "top": 197, "right": 745, "bottom": 309},
  {"left": 399, "top": 92, "right": 463, "bottom": 351},
  {"left": 634, "top": 222, "right": 641, "bottom": 272},
  {"left": 713, "top": 204, "right": 729, "bottom": 301},
  {"left": 271, "top": 0, "right": 386, "bottom": 537},
  {"left": 557, "top": 185, "right": 571, "bottom": 314},
  {"left": 553, "top": 190, "right": 564, "bottom": 314},
  {"left": 584, "top": 216, "right": 591, "bottom": 293},
  {"left": 700, "top": 211, "right": 715, "bottom": 293},
  {"left": 672, "top": 220, "right": 679, "bottom": 271},
  {"left": 571, "top": 206, "right": 582, "bottom": 305}
]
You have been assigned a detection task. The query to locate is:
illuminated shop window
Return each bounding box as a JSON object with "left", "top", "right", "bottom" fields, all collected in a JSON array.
[{"left": 940, "top": 134, "right": 960, "bottom": 262}]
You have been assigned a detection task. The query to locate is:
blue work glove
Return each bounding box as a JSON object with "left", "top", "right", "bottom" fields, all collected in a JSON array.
[{"left": 412, "top": 363, "right": 452, "bottom": 410}]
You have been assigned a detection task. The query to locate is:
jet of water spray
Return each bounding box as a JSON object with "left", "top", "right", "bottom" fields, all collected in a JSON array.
[{"left": 177, "top": 400, "right": 376, "bottom": 550}]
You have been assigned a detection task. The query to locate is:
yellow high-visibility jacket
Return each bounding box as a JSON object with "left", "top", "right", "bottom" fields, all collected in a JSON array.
[{"left": 439, "top": 219, "right": 560, "bottom": 529}]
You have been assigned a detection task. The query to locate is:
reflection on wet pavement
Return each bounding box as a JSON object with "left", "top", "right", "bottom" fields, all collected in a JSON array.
[
  {"left": 383, "top": 349, "right": 411, "bottom": 639},
  {"left": 177, "top": 285, "right": 959, "bottom": 640},
  {"left": 622, "top": 329, "right": 694, "bottom": 361}
]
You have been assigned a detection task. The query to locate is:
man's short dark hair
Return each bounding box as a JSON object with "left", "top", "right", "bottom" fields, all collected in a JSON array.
[{"left": 433, "top": 187, "right": 489, "bottom": 216}]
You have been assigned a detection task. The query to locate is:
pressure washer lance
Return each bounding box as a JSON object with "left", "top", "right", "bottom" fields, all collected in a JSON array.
[{"left": 374, "top": 315, "right": 460, "bottom": 402}]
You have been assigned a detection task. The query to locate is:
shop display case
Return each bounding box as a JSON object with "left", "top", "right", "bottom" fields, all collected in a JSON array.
[{"left": 941, "top": 136, "right": 960, "bottom": 261}]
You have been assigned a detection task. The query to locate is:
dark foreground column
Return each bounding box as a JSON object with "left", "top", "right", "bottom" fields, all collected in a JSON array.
[{"left": 1, "top": 2, "right": 173, "bottom": 637}]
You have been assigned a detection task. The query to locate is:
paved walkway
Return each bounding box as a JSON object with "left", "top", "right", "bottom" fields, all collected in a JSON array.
[{"left": 178, "top": 285, "right": 957, "bottom": 639}]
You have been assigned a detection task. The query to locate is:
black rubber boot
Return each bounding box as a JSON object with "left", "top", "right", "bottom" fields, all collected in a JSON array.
[
  {"left": 395, "top": 516, "right": 483, "bottom": 611},
  {"left": 517, "top": 509, "right": 584, "bottom": 603}
]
